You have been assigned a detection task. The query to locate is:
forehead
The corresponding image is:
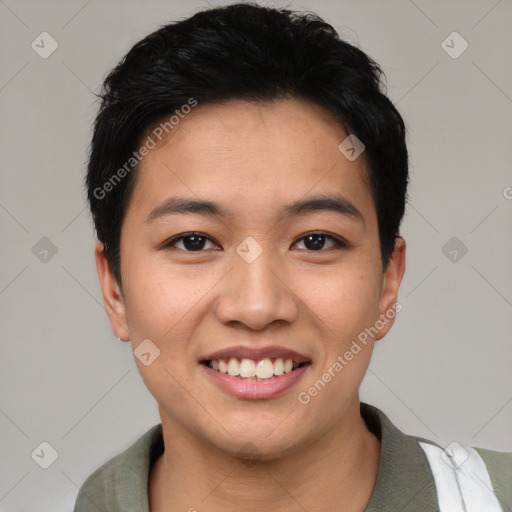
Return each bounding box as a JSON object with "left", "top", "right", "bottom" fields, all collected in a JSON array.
[{"left": 125, "top": 98, "right": 375, "bottom": 227}]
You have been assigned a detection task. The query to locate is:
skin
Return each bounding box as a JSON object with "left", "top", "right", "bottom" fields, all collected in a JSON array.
[{"left": 95, "top": 97, "right": 406, "bottom": 511}]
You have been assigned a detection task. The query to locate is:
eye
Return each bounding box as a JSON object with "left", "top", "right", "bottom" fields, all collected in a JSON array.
[
  {"left": 162, "top": 232, "right": 219, "bottom": 252},
  {"left": 292, "top": 232, "right": 347, "bottom": 251},
  {"left": 162, "top": 231, "right": 347, "bottom": 252}
]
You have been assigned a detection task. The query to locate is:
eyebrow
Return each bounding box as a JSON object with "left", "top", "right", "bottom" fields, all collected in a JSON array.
[{"left": 145, "top": 193, "right": 365, "bottom": 227}]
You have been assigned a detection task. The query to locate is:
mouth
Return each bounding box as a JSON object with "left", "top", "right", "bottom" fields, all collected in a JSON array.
[
  {"left": 199, "top": 346, "right": 312, "bottom": 399},
  {"left": 201, "top": 357, "right": 311, "bottom": 380}
]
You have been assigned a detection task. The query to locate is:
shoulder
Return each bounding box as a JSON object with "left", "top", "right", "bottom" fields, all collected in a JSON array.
[
  {"left": 474, "top": 445, "right": 512, "bottom": 473},
  {"left": 73, "top": 423, "right": 163, "bottom": 512},
  {"left": 361, "top": 402, "right": 511, "bottom": 511},
  {"left": 473, "top": 446, "right": 512, "bottom": 509},
  {"left": 416, "top": 437, "right": 511, "bottom": 512}
]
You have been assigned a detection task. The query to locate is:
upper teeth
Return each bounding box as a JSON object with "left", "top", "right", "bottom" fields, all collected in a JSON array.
[{"left": 209, "top": 357, "right": 298, "bottom": 379}]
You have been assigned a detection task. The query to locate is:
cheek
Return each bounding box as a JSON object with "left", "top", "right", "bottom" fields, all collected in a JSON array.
[
  {"left": 122, "top": 266, "right": 202, "bottom": 410},
  {"left": 121, "top": 253, "right": 203, "bottom": 339},
  {"left": 295, "top": 262, "right": 382, "bottom": 343},
  {"left": 295, "top": 271, "right": 378, "bottom": 423}
]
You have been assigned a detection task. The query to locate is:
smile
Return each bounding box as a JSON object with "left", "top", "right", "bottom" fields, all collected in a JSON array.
[
  {"left": 203, "top": 357, "right": 309, "bottom": 379},
  {"left": 199, "top": 345, "right": 312, "bottom": 399}
]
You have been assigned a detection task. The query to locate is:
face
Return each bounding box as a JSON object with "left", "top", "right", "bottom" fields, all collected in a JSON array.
[{"left": 96, "top": 97, "right": 405, "bottom": 459}]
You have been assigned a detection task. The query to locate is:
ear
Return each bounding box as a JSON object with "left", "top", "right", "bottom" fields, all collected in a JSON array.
[
  {"left": 374, "top": 236, "right": 406, "bottom": 341},
  {"left": 94, "top": 241, "right": 130, "bottom": 341}
]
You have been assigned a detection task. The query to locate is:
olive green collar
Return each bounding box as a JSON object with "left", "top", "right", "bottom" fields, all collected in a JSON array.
[
  {"left": 361, "top": 402, "right": 439, "bottom": 511},
  {"left": 83, "top": 402, "right": 440, "bottom": 511}
]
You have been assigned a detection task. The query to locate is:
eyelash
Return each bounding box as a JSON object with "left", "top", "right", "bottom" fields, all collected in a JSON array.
[{"left": 161, "top": 231, "right": 348, "bottom": 252}]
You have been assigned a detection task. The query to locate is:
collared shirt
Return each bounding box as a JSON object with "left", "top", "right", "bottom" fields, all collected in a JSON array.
[{"left": 73, "top": 402, "right": 511, "bottom": 511}]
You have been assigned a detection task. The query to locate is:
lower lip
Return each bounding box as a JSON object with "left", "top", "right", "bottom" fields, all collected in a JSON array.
[{"left": 201, "top": 363, "right": 310, "bottom": 400}]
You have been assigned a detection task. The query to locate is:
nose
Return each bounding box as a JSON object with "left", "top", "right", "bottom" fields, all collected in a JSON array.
[{"left": 213, "top": 246, "right": 299, "bottom": 331}]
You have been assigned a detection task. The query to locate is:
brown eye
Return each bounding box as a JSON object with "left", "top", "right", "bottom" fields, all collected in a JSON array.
[
  {"left": 293, "top": 232, "right": 347, "bottom": 251},
  {"left": 162, "top": 231, "right": 347, "bottom": 253},
  {"left": 163, "top": 232, "right": 218, "bottom": 252}
]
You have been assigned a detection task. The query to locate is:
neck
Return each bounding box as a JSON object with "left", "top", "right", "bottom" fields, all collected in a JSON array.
[{"left": 149, "top": 397, "right": 380, "bottom": 512}]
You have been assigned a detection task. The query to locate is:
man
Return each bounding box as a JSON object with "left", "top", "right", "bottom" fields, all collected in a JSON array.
[{"left": 75, "top": 3, "right": 511, "bottom": 511}]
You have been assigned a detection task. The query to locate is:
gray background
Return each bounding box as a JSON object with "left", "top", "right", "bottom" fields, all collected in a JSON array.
[{"left": 1, "top": 0, "right": 511, "bottom": 510}]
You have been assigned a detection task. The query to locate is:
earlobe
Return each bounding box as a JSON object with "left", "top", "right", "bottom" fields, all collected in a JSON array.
[
  {"left": 375, "top": 236, "right": 406, "bottom": 341},
  {"left": 94, "top": 241, "right": 130, "bottom": 341}
]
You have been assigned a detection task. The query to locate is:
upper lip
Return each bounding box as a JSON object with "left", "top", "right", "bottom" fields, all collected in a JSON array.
[{"left": 201, "top": 345, "right": 311, "bottom": 364}]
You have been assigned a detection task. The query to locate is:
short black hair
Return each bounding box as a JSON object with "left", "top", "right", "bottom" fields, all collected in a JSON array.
[{"left": 85, "top": 2, "right": 409, "bottom": 287}]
